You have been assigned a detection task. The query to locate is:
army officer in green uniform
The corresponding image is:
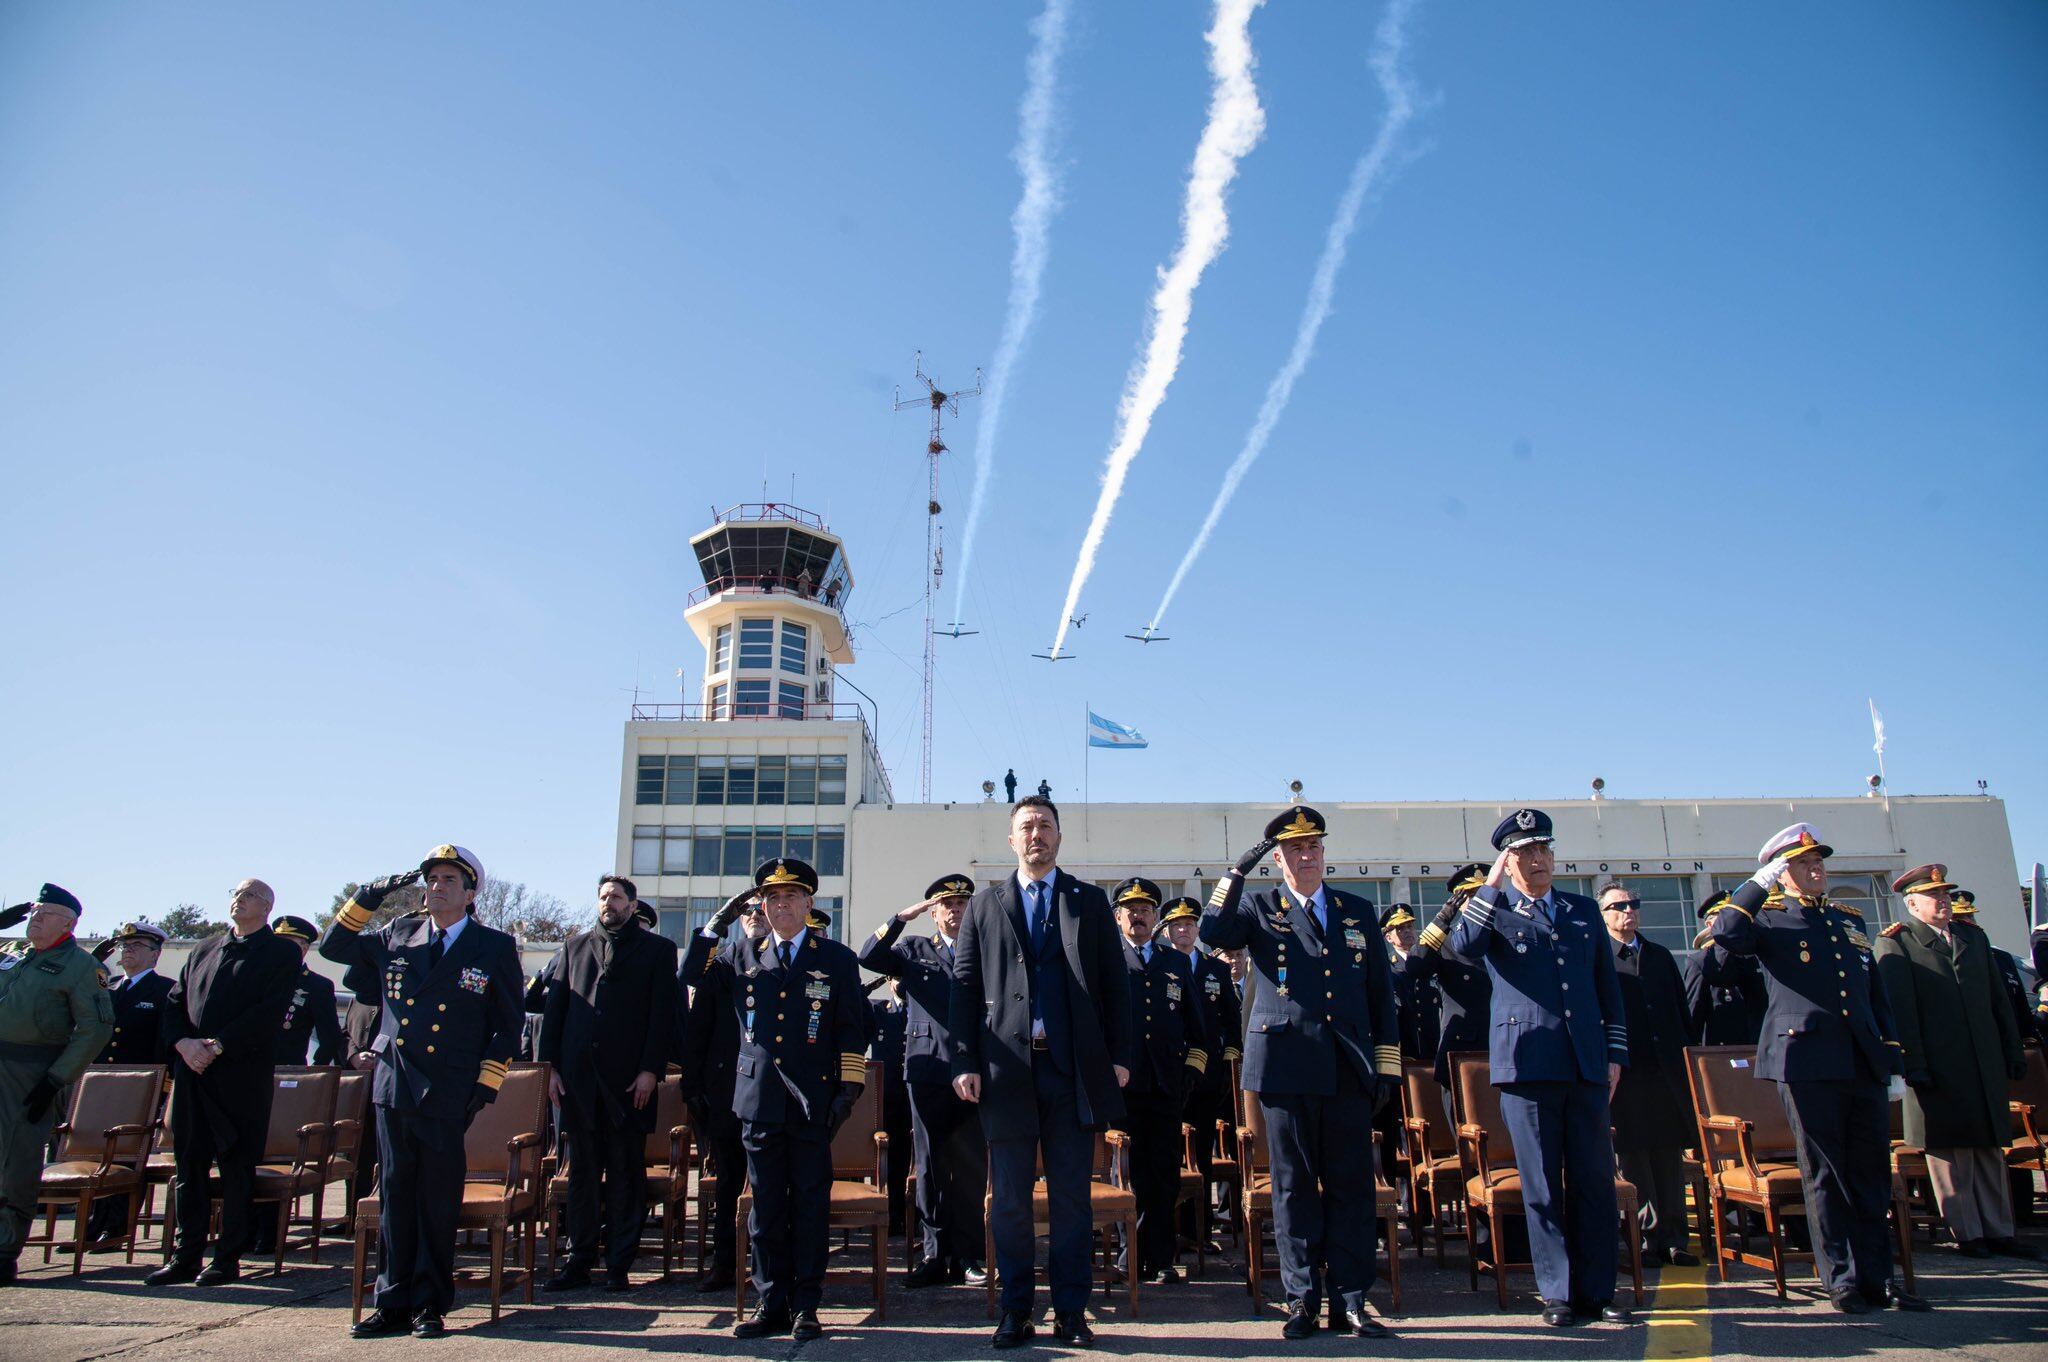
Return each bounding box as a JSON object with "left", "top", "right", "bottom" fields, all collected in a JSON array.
[{"left": 0, "top": 884, "right": 115, "bottom": 1286}]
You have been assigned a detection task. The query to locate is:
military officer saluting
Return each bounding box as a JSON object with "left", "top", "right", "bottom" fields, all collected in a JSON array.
[
  {"left": 1410, "top": 864, "right": 1494, "bottom": 1124},
  {"left": 1712, "top": 822, "right": 1922, "bottom": 1314},
  {"left": 1683, "top": 891, "right": 1766, "bottom": 1046},
  {"left": 1452, "top": 809, "right": 1632, "bottom": 1328},
  {"left": 1160, "top": 895, "right": 1238, "bottom": 1254},
  {"left": 859, "top": 873, "right": 988, "bottom": 1288},
  {"left": 271, "top": 916, "right": 345, "bottom": 1066},
  {"left": 322, "top": 845, "right": 523, "bottom": 1339},
  {"left": 1108, "top": 877, "right": 1210, "bottom": 1286},
  {"left": 691, "top": 858, "right": 866, "bottom": 1341},
  {"left": 98, "top": 919, "right": 173, "bottom": 1064},
  {"left": 0, "top": 885, "right": 114, "bottom": 1286},
  {"left": 1200, "top": 807, "right": 1399, "bottom": 1340},
  {"left": 677, "top": 886, "right": 769, "bottom": 1293}
]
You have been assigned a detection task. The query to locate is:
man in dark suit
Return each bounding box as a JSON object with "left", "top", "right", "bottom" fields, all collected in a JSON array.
[
  {"left": 1598, "top": 882, "right": 1697, "bottom": 1267},
  {"left": 951, "top": 796, "right": 1133, "bottom": 1349},
  {"left": 678, "top": 887, "right": 768, "bottom": 1293},
  {"left": 1683, "top": 892, "right": 1766, "bottom": 1046},
  {"left": 147, "top": 879, "right": 300, "bottom": 1286},
  {"left": 539, "top": 874, "right": 679, "bottom": 1293},
  {"left": 1452, "top": 810, "right": 1632, "bottom": 1328},
  {"left": 1108, "top": 877, "right": 1208, "bottom": 1285},
  {"left": 687, "top": 858, "right": 866, "bottom": 1341},
  {"left": 860, "top": 874, "right": 988, "bottom": 1286},
  {"left": 1713, "top": 822, "right": 1923, "bottom": 1314},
  {"left": 1160, "top": 896, "right": 1237, "bottom": 1255},
  {"left": 1200, "top": 806, "right": 1399, "bottom": 1340},
  {"left": 322, "top": 845, "right": 524, "bottom": 1339},
  {"left": 269, "top": 916, "right": 345, "bottom": 1066}
]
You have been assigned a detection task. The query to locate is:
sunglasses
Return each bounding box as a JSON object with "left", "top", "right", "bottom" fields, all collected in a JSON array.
[{"left": 1602, "top": 900, "right": 1642, "bottom": 912}]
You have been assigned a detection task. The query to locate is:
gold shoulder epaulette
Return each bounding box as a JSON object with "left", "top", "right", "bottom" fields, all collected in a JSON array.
[{"left": 1879, "top": 922, "right": 1904, "bottom": 939}]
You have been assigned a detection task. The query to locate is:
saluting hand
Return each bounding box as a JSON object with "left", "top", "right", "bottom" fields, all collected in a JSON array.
[
  {"left": 1232, "top": 839, "right": 1277, "bottom": 877},
  {"left": 707, "top": 887, "right": 757, "bottom": 935},
  {"left": 355, "top": 869, "right": 421, "bottom": 911},
  {"left": 1485, "top": 846, "right": 1513, "bottom": 890},
  {"left": 1748, "top": 855, "right": 1792, "bottom": 892},
  {"left": 895, "top": 897, "right": 939, "bottom": 924}
]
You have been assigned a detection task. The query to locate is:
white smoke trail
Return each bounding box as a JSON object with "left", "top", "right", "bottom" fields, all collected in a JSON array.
[
  {"left": 951, "top": 0, "right": 1072, "bottom": 627},
  {"left": 1148, "top": 0, "right": 1422, "bottom": 632},
  {"left": 1046, "top": 0, "right": 1266, "bottom": 659}
]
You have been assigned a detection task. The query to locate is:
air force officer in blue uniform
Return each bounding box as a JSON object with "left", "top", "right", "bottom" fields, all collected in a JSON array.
[
  {"left": 1199, "top": 806, "right": 1399, "bottom": 1340},
  {"left": 1451, "top": 809, "right": 1632, "bottom": 1328}
]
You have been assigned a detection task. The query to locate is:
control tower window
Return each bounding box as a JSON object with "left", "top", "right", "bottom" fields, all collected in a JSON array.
[
  {"left": 735, "top": 678, "right": 771, "bottom": 717},
  {"left": 780, "top": 622, "right": 808, "bottom": 675},
  {"left": 713, "top": 625, "right": 732, "bottom": 673},
  {"left": 739, "top": 619, "right": 774, "bottom": 670},
  {"left": 778, "top": 681, "right": 806, "bottom": 719}
]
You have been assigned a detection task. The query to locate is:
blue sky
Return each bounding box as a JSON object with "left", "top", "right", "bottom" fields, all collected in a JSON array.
[{"left": 3, "top": 2, "right": 2044, "bottom": 932}]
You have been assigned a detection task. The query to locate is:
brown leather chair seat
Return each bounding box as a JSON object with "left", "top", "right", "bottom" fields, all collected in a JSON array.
[
  {"left": 1713, "top": 1160, "right": 1803, "bottom": 1198},
  {"left": 41, "top": 1161, "right": 144, "bottom": 1192}
]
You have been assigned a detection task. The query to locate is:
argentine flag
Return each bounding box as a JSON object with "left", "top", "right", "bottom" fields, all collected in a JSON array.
[{"left": 1086, "top": 710, "right": 1149, "bottom": 750}]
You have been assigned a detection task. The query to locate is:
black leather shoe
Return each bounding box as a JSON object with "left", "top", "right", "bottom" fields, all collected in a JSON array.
[
  {"left": 963, "top": 1262, "right": 990, "bottom": 1286},
  {"left": 1281, "top": 1305, "right": 1319, "bottom": 1340},
  {"left": 1831, "top": 1291, "right": 1871, "bottom": 1315},
  {"left": 1956, "top": 1238, "right": 1992, "bottom": 1259},
  {"left": 992, "top": 1310, "right": 1035, "bottom": 1349},
  {"left": 195, "top": 1262, "right": 240, "bottom": 1286},
  {"left": 1343, "top": 1308, "right": 1389, "bottom": 1338},
  {"left": 0, "top": 1260, "right": 16, "bottom": 1288},
  {"left": 411, "top": 1312, "right": 445, "bottom": 1339},
  {"left": 603, "top": 1267, "right": 633, "bottom": 1293},
  {"left": 541, "top": 1266, "right": 592, "bottom": 1293},
  {"left": 904, "top": 1259, "right": 951, "bottom": 1289},
  {"left": 1662, "top": 1247, "right": 1700, "bottom": 1267},
  {"left": 734, "top": 1306, "right": 793, "bottom": 1338},
  {"left": 1051, "top": 1311, "right": 1094, "bottom": 1346},
  {"left": 1150, "top": 1265, "right": 1183, "bottom": 1285},
  {"left": 1987, "top": 1236, "right": 2044, "bottom": 1260},
  {"left": 1541, "top": 1300, "right": 1576, "bottom": 1327},
  {"left": 791, "top": 1309, "right": 823, "bottom": 1341},
  {"left": 1581, "top": 1302, "right": 1636, "bottom": 1325},
  {"left": 696, "top": 1265, "right": 735, "bottom": 1292},
  {"left": 146, "top": 1260, "right": 201, "bottom": 1286},
  {"left": 350, "top": 1309, "right": 412, "bottom": 1339},
  {"left": 1883, "top": 1283, "right": 1931, "bottom": 1312}
]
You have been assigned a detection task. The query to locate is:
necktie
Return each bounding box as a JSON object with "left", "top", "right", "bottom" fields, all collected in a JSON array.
[
  {"left": 427, "top": 930, "right": 445, "bottom": 969},
  {"left": 1141, "top": 944, "right": 1151, "bottom": 967},
  {"left": 778, "top": 940, "right": 794, "bottom": 972},
  {"left": 1028, "top": 882, "right": 1048, "bottom": 955}
]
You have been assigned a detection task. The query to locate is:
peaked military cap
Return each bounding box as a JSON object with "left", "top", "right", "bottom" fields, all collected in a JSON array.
[
  {"left": 1446, "top": 862, "right": 1489, "bottom": 895},
  {"left": 1759, "top": 822, "right": 1831, "bottom": 864},
  {"left": 924, "top": 873, "right": 976, "bottom": 901},
  {"left": 1159, "top": 896, "right": 1202, "bottom": 925},
  {"left": 1697, "top": 888, "right": 1733, "bottom": 921},
  {"left": 1950, "top": 889, "right": 1977, "bottom": 915},
  {"left": 755, "top": 857, "right": 820, "bottom": 894},
  {"left": 633, "top": 901, "right": 658, "bottom": 929},
  {"left": 420, "top": 844, "right": 486, "bottom": 889},
  {"left": 1890, "top": 863, "right": 1956, "bottom": 896},
  {"left": 806, "top": 906, "right": 833, "bottom": 931},
  {"left": 111, "top": 918, "right": 167, "bottom": 947},
  {"left": 1112, "top": 876, "right": 1163, "bottom": 909},
  {"left": 1380, "top": 904, "right": 1416, "bottom": 930},
  {"left": 273, "top": 914, "right": 319, "bottom": 945},
  {"left": 1490, "top": 808, "right": 1554, "bottom": 851},
  {"left": 1265, "top": 805, "right": 1326, "bottom": 842}
]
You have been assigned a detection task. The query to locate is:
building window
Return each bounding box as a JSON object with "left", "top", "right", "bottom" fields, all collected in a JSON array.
[
  {"left": 708, "top": 683, "right": 728, "bottom": 719},
  {"left": 757, "top": 756, "right": 786, "bottom": 806},
  {"left": 778, "top": 681, "right": 806, "bottom": 719},
  {"left": 665, "top": 755, "right": 694, "bottom": 805},
  {"left": 780, "top": 621, "right": 808, "bottom": 675},
  {"left": 787, "top": 755, "right": 818, "bottom": 805},
  {"left": 739, "top": 619, "right": 775, "bottom": 669},
  {"left": 1593, "top": 874, "right": 1694, "bottom": 951},
  {"left": 722, "top": 826, "right": 756, "bottom": 876},
  {"left": 713, "top": 625, "right": 732, "bottom": 673},
  {"left": 636, "top": 756, "right": 665, "bottom": 806},
  {"left": 784, "top": 824, "right": 814, "bottom": 864},
  {"left": 660, "top": 827, "right": 692, "bottom": 875},
  {"left": 692, "top": 826, "right": 723, "bottom": 877},
  {"left": 1326, "top": 879, "right": 1394, "bottom": 907},
  {"left": 694, "top": 755, "right": 726, "bottom": 804},
  {"left": 631, "top": 825, "right": 661, "bottom": 876},
  {"left": 819, "top": 754, "right": 848, "bottom": 804},
  {"left": 735, "top": 678, "right": 771, "bottom": 717},
  {"left": 817, "top": 825, "right": 846, "bottom": 876},
  {"left": 814, "top": 897, "right": 843, "bottom": 941},
  {"left": 727, "top": 755, "right": 757, "bottom": 805}
]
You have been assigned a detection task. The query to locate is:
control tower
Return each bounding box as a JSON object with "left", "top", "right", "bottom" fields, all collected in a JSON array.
[{"left": 616, "top": 502, "right": 892, "bottom": 940}]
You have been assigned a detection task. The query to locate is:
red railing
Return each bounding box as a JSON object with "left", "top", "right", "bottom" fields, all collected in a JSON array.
[
  {"left": 686, "top": 573, "right": 845, "bottom": 609},
  {"left": 632, "top": 701, "right": 869, "bottom": 723},
  {"left": 711, "top": 502, "right": 828, "bottom": 531}
]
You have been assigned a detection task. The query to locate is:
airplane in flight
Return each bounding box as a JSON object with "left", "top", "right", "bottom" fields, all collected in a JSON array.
[
  {"left": 1124, "top": 625, "right": 1169, "bottom": 644},
  {"left": 1031, "top": 646, "right": 1076, "bottom": 662},
  {"left": 1069, "top": 613, "right": 1088, "bottom": 630},
  {"left": 937, "top": 621, "right": 979, "bottom": 638}
]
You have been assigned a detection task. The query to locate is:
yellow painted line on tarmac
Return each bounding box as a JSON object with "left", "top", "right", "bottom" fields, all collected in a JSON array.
[{"left": 1641, "top": 1260, "right": 1712, "bottom": 1362}]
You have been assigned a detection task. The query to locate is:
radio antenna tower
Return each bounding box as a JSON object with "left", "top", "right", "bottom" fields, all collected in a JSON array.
[{"left": 893, "top": 351, "right": 981, "bottom": 803}]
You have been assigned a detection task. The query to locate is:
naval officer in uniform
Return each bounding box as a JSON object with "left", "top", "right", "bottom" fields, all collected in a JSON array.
[
  {"left": 1200, "top": 806, "right": 1399, "bottom": 1340},
  {"left": 1411, "top": 864, "right": 1494, "bottom": 1124},
  {"left": 1161, "top": 895, "right": 1238, "bottom": 1254},
  {"left": 1712, "top": 822, "right": 1923, "bottom": 1313},
  {"left": 859, "top": 873, "right": 988, "bottom": 1287},
  {"left": 1452, "top": 809, "right": 1633, "bottom": 1327},
  {"left": 689, "top": 858, "right": 866, "bottom": 1341},
  {"left": 322, "top": 845, "right": 524, "bottom": 1338},
  {"left": 0, "top": 885, "right": 114, "bottom": 1286},
  {"left": 97, "top": 920, "right": 172, "bottom": 1064},
  {"left": 271, "top": 916, "right": 345, "bottom": 1066}
]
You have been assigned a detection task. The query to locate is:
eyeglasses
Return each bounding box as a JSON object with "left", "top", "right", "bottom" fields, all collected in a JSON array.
[{"left": 1602, "top": 900, "right": 1642, "bottom": 913}]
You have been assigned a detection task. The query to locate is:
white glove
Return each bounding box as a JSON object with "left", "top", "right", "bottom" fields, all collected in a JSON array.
[
  {"left": 1886, "top": 1074, "right": 1907, "bottom": 1103},
  {"left": 1749, "top": 855, "right": 1791, "bottom": 892}
]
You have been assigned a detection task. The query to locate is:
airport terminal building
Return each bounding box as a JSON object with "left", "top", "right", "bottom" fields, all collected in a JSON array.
[{"left": 616, "top": 503, "right": 2032, "bottom": 957}]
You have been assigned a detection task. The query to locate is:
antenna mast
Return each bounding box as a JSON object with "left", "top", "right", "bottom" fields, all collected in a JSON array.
[{"left": 893, "top": 350, "right": 981, "bottom": 803}]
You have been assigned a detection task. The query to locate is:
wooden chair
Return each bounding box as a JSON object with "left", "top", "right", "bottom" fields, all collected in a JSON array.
[
  {"left": 1234, "top": 1094, "right": 1404, "bottom": 1316},
  {"left": 1684, "top": 1044, "right": 1916, "bottom": 1297},
  {"left": 141, "top": 1087, "right": 177, "bottom": 1257},
  {"left": 322, "top": 1071, "right": 372, "bottom": 1240},
  {"left": 646, "top": 1076, "right": 692, "bottom": 1280},
  {"left": 1175, "top": 1121, "right": 1208, "bottom": 1277},
  {"left": 1204, "top": 1059, "right": 1246, "bottom": 1250},
  {"left": 243, "top": 1066, "right": 341, "bottom": 1274},
  {"left": 2008, "top": 1042, "right": 2048, "bottom": 1177},
  {"left": 983, "top": 1129, "right": 1138, "bottom": 1319},
  {"left": 30, "top": 1065, "right": 165, "bottom": 1273},
  {"left": 350, "top": 1062, "right": 552, "bottom": 1325},
  {"left": 1887, "top": 1097, "right": 1942, "bottom": 1244},
  {"left": 737, "top": 1059, "right": 892, "bottom": 1319},
  {"left": 1450, "top": 1052, "right": 1643, "bottom": 1309},
  {"left": 1401, "top": 1063, "right": 1464, "bottom": 1265}
]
